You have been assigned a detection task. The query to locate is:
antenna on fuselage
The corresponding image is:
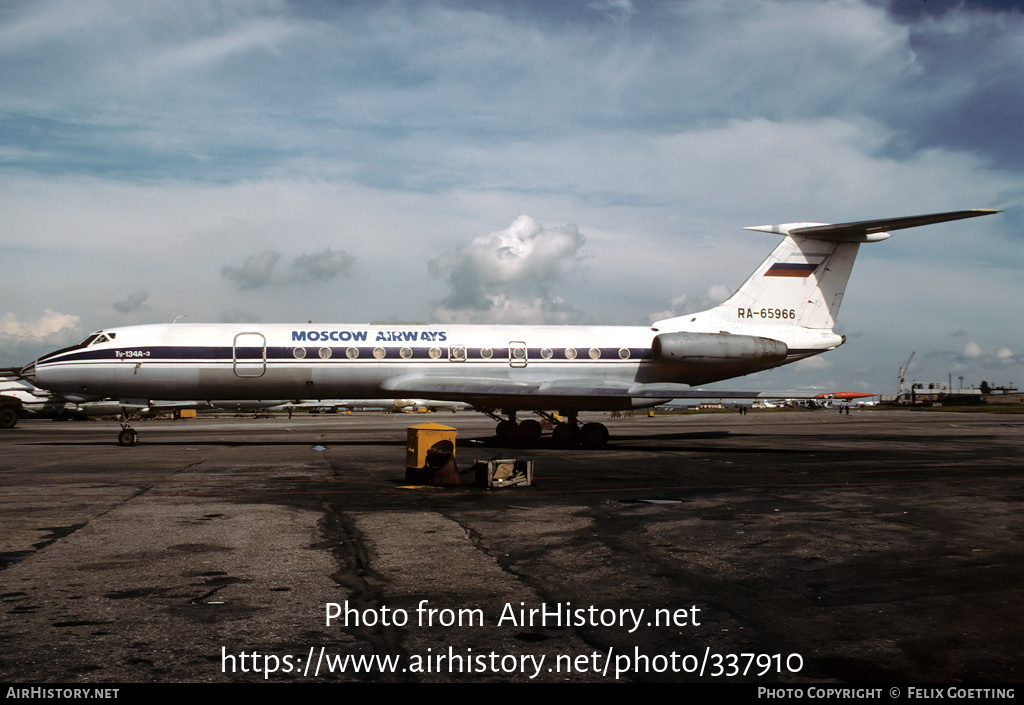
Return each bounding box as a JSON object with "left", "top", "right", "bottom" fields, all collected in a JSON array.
[{"left": 171, "top": 314, "right": 187, "bottom": 324}]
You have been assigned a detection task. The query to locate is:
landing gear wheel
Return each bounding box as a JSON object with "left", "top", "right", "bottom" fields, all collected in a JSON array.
[
  {"left": 514, "top": 419, "right": 543, "bottom": 446},
  {"left": 552, "top": 423, "right": 580, "bottom": 448},
  {"left": 495, "top": 419, "right": 518, "bottom": 443},
  {"left": 579, "top": 422, "right": 609, "bottom": 448},
  {"left": 118, "top": 428, "right": 139, "bottom": 446}
]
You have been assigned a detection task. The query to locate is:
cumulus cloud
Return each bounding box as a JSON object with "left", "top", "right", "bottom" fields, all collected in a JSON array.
[
  {"left": 1, "top": 309, "right": 80, "bottom": 338},
  {"left": 287, "top": 248, "right": 355, "bottom": 285},
  {"left": 112, "top": 290, "right": 148, "bottom": 313},
  {"left": 429, "top": 215, "right": 586, "bottom": 324},
  {"left": 222, "top": 252, "right": 280, "bottom": 290},
  {"left": 0, "top": 310, "right": 82, "bottom": 366},
  {"left": 222, "top": 248, "right": 353, "bottom": 290},
  {"left": 953, "top": 341, "right": 1018, "bottom": 369},
  {"left": 961, "top": 341, "right": 984, "bottom": 359}
]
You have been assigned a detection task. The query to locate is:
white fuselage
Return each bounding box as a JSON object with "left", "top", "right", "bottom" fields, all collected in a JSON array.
[{"left": 24, "top": 321, "right": 839, "bottom": 412}]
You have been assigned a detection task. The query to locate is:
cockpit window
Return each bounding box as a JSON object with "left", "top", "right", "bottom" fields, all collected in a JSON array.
[
  {"left": 38, "top": 330, "right": 113, "bottom": 363},
  {"left": 79, "top": 331, "right": 115, "bottom": 346}
]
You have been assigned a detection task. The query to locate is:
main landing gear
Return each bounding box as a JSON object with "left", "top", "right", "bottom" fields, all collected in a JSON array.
[{"left": 487, "top": 410, "right": 609, "bottom": 449}]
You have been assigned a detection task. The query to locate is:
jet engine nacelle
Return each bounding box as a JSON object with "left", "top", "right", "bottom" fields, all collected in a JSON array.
[{"left": 652, "top": 332, "right": 788, "bottom": 366}]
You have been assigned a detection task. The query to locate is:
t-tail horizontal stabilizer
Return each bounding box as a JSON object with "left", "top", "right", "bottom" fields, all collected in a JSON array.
[{"left": 744, "top": 209, "right": 1000, "bottom": 243}]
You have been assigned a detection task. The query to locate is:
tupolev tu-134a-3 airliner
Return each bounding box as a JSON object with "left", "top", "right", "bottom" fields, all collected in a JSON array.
[{"left": 21, "top": 209, "right": 998, "bottom": 447}]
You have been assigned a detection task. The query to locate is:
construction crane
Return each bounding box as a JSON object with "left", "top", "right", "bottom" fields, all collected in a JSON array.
[{"left": 899, "top": 351, "right": 915, "bottom": 397}]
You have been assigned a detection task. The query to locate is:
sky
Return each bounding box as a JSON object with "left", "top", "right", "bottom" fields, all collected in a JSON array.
[{"left": 1, "top": 0, "right": 1021, "bottom": 396}]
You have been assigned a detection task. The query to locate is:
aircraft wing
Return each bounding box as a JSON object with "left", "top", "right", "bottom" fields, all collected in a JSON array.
[{"left": 380, "top": 376, "right": 819, "bottom": 405}]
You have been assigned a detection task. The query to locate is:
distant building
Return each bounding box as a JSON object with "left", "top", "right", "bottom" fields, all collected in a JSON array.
[{"left": 882, "top": 383, "right": 1000, "bottom": 406}]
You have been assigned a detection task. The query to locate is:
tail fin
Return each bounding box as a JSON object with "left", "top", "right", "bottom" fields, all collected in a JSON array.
[
  {"left": 717, "top": 232, "right": 857, "bottom": 330},
  {"left": 655, "top": 209, "right": 999, "bottom": 333}
]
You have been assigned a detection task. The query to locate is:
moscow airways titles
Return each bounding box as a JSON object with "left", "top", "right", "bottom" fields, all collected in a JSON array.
[{"left": 291, "top": 329, "right": 448, "bottom": 343}]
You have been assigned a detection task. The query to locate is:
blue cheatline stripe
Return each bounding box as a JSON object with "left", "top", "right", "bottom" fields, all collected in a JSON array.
[{"left": 40, "top": 345, "right": 656, "bottom": 365}]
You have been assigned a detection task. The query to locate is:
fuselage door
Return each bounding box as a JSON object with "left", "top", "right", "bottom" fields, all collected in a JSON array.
[
  {"left": 509, "top": 341, "right": 528, "bottom": 368},
  {"left": 233, "top": 332, "right": 267, "bottom": 378}
]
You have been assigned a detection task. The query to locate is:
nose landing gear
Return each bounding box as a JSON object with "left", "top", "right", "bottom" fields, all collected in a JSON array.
[{"left": 117, "top": 410, "right": 139, "bottom": 446}]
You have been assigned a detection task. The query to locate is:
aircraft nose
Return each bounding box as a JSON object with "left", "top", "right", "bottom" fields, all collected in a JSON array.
[{"left": 19, "top": 361, "right": 37, "bottom": 384}]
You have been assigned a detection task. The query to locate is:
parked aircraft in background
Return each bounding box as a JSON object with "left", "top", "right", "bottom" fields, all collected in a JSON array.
[
  {"left": 0, "top": 369, "right": 108, "bottom": 420},
  {"left": 20, "top": 209, "right": 997, "bottom": 446},
  {"left": 1, "top": 370, "right": 286, "bottom": 420},
  {"left": 815, "top": 392, "right": 876, "bottom": 402},
  {"left": 811, "top": 391, "right": 876, "bottom": 401}
]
